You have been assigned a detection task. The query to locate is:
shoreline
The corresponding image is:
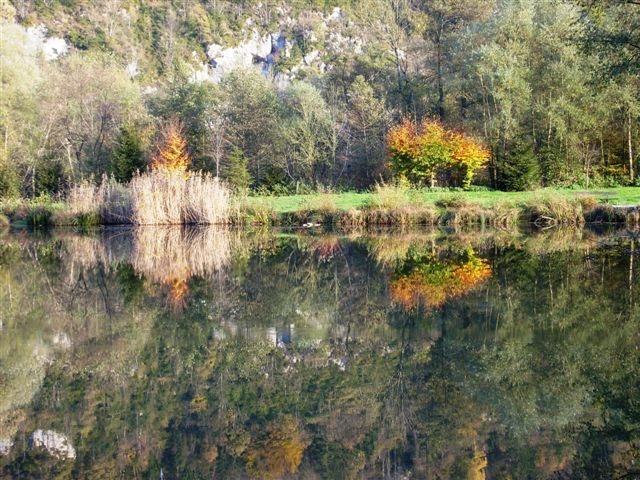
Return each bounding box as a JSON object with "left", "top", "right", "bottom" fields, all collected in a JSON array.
[{"left": 1, "top": 198, "right": 639, "bottom": 230}]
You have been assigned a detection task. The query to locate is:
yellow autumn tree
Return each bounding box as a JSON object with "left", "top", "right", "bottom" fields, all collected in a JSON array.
[
  {"left": 150, "top": 119, "right": 190, "bottom": 175},
  {"left": 387, "top": 117, "right": 490, "bottom": 189}
]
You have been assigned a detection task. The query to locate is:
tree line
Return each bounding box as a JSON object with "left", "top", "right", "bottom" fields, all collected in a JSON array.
[{"left": 0, "top": 0, "right": 639, "bottom": 197}]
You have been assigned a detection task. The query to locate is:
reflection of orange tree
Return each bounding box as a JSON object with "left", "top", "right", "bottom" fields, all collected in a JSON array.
[
  {"left": 390, "top": 248, "right": 491, "bottom": 309},
  {"left": 244, "top": 415, "right": 310, "bottom": 479}
]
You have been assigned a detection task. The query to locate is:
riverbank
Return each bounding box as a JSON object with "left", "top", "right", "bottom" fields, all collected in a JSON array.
[{"left": 2, "top": 186, "right": 640, "bottom": 229}]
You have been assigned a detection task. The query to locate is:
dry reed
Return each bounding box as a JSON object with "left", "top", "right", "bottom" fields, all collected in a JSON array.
[
  {"left": 129, "top": 171, "right": 230, "bottom": 225},
  {"left": 66, "top": 176, "right": 133, "bottom": 225},
  {"left": 524, "top": 195, "right": 585, "bottom": 227}
]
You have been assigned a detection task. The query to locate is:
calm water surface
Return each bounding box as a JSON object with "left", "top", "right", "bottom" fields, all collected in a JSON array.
[{"left": 0, "top": 226, "right": 639, "bottom": 479}]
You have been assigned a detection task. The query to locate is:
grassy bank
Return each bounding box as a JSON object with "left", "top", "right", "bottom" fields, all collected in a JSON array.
[
  {"left": 2, "top": 185, "right": 640, "bottom": 229},
  {"left": 241, "top": 186, "right": 640, "bottom": 228}
]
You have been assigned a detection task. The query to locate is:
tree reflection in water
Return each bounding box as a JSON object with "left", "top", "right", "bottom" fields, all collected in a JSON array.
[{"left": 0, "top": 226, "right": 638, "bottom": 478}]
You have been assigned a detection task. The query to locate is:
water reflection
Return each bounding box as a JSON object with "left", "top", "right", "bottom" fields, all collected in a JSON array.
[{"left": 0, "top": 226, "right": 639, "bottom": 478}]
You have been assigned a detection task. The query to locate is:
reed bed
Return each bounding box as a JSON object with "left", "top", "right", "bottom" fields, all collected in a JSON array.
[
  {"left": 65, "top": 171, "right": 231, "bottom": 225},
  {"left": 183, "top": 173, "right": 231, "bottom": 224}
]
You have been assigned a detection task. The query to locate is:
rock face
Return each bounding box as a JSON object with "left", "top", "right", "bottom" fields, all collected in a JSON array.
[
  {"left": 0, "top": 439, "right": 13, "bottom": 456},
  {"left": 206, "top": 30, "right": 287, "bottom": 81},
  {"left": 30, "top": 429, "right": 76, "bottom": 459},
  {"left": 26, "top": 25, "right": 68, "bottom": 60}
]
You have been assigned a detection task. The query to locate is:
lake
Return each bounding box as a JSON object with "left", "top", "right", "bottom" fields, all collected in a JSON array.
[{"left": 1, "top": 226, "right": 639, "bottom": 479}]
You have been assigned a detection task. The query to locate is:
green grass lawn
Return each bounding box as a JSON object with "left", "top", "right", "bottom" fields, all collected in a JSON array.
[{"left": 244, "top": 186, "right": 640, "bottom": 214}]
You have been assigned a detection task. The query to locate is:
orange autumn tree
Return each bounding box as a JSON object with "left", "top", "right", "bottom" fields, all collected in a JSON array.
[
  {"left": 150, "top": 119, "right": 190, "bottom": 175},
  {"left": 387, "top": 118, "right": 490, "bottom": 189},
  {"left": 390, "top": 247, "right": 492, "bottom": 310}
]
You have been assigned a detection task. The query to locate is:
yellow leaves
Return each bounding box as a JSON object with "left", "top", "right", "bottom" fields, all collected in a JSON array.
[
  {"left": 390, "top": 251, "right": 492, "bottom": 310},
  {"left": 467, "top": 448, "right": 488, "bottom": 480},
  {"left": 150, "top": 119, "right": 190, "bottom": 176},
  {"left": 387, "top": 116, "right": 490, "bottom": 188}
]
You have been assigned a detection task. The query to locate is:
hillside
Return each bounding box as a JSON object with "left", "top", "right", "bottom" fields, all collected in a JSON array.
[{"left": 1, "top": 0, "right": 639, "bottom": 196}]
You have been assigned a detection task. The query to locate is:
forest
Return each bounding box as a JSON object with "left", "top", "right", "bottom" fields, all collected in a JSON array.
[{"left": 1, "top": 0, "right": 640, "bottom": 197}]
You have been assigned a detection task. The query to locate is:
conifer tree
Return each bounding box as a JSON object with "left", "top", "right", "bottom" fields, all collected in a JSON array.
[{"left": 150, "top": 119, "right": 190, "bottom": 175}]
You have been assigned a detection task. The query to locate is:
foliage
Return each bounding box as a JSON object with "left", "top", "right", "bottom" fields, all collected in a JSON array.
[
  {"left": 497, "top": 140, "right": 541, "bottom": 191},
  {"left": 387, "top": 118, "right": 489, "bottom": 189},
  {"left": 224, "top": 147, "right": 252, "bottom": 192},
  {"left": 390, "top": 247, "right": 492, "bottom": 309},
  {"left": 111, "top": 125, "right": 147, "bottom": 183},
  {"left": 150, "top": 119, "right": 191, "bottom": 175},
  {"left": 2, "top": 0, "right": 640, "bottom": 195}
]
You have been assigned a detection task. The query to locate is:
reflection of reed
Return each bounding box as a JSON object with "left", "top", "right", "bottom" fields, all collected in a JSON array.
[
  {"left": 59, "top": 227, "right": 231, "bottom": 284},
  {"left": 132, "top": 226, "right": 230, "bottom": 283},
  {"left": 61, "top": 230, "right": 134, "bottom": 273},
  {"left": 367, "top": 232, "right": 439, "bottom": 267}
]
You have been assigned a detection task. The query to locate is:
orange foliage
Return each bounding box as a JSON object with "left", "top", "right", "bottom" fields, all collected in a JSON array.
[
  {"left": 387, "top": 117, "right": 490, "bottom": 189},
  {"left": 387, "top": 118, "right": 419, "bottom": 161},
  {"left": 150, "top": 119, "right": 190, "bottom": 175},
  {"left": 390, "top": 252, "right": 492, "bottom": 310},
  {"left": 167, "top": 277, "right": 189, "bottom": 311}
]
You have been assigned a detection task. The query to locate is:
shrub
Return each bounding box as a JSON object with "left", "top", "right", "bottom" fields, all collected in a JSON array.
[
  {"left": 366, "top": 182, "right": 410, "bottom": 210},
  {"left": 387, "top": 118, "right": 489, "bottom": 189}
]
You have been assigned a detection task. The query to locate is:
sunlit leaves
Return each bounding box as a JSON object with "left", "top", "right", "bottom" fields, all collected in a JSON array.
[
  {"left": 150, "top": 119, "right": 191, "bottom": 175},
  {"left": 387, "top": 117, "right": 489, "bottom": 189},
  {"left": 390, "top": 248, "right": 492, "bottom": 309}
]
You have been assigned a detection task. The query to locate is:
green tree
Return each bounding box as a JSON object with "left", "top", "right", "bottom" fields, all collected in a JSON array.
[
  {"left": 221, "top": 69, "right": 280, "bottom": 188},
  {"left": 224, "top": 147, "right": 252, "bottom": 192},
  {"left": 278, "top": 81, "right": 336, "bottom": 187},
  {"left": 111, "top": 125, "right": 147, "bottom": 183},
  {"left": 345, "top": 75, "right": 389, "bottom": 188},
  {"left": 0, "top": 24, "right": 41, "bottom": 196},
  {"left": 38, "top": 52, "right": 145, "bottom": 188}
]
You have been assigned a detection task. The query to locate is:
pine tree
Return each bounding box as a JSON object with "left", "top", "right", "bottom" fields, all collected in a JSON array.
[{"left": 111, "top": 125, "right": 146, "bottom": 183}]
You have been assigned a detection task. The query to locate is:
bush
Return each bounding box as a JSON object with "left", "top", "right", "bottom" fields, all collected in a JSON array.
[{"left": 366, "top": 182, "right": 410, "bottom": 209}]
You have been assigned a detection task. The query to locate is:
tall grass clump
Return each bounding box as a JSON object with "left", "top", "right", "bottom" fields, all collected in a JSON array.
[
  {"left": 524, "top": 194, "right": 585, "bottom": 227},
  {"left": 66, "top": 176, "right": 132, "bottom": 226},
  {"left": 367, "top": 182, "right": 410, "bottom": 210},
  {"left": 183, "top": 173, "right": 230, "bottom": 224},
  {"left": 129, "top": 171, "right": 230, "bottom": 225}
]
